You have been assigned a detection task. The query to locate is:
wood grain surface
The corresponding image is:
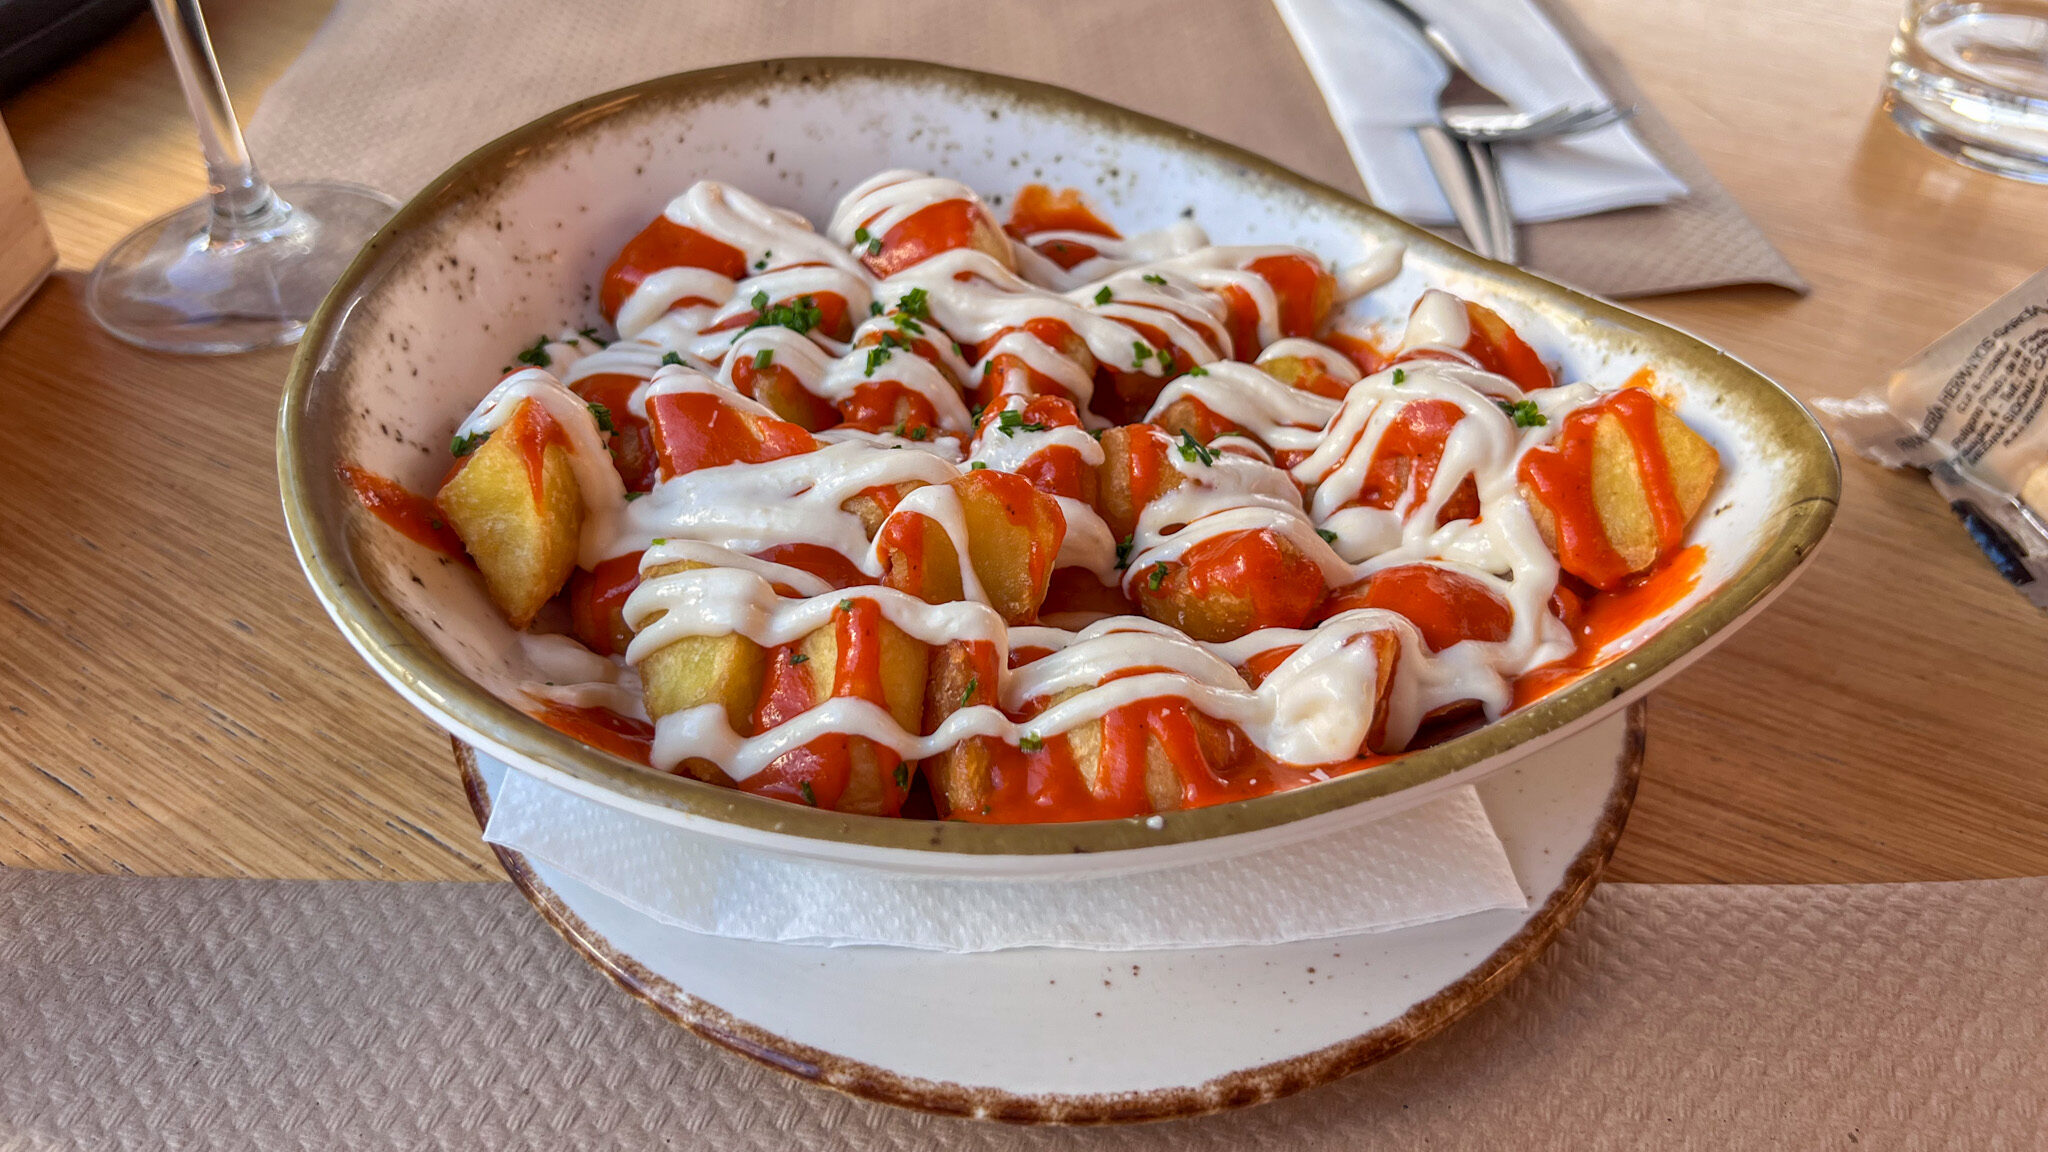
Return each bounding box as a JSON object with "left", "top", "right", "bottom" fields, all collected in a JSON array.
[{"left": 0, "top": 0, "right": 2042, "bottom": 885}]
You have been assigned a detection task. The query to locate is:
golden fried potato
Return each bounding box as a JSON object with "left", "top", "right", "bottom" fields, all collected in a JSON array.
[
  {"left": 435, "top": 400, "right": 583, "bottom": 628},
  {"left": 948, "top": 469, "right": 1066, "bottom": 624},
  {"left": 786, "top": 603, "right": 930, "bottom": 816},
  {"left": 634, "top": 560, "right": 767, "bottom": 723},
  {"left": 1095, "top": 424, "right": 1184, "bottom": 541},
  {"left": 1133, "top": 528, "right": 1327, "bottom": 643},
  {"left": 1056, "top": 691, "right": 1236, "bottom": 812},
  {"left": 921, "top": 641, "right": 999, "bottom": 817},
  {"left": 878, "top": 510, "right": 966, "bottom": 605},
  {"left": 842, "top": 480, "right": 924, "bottom": 538},
  {"left": 1524, "top": 399, "right": 1720, "bottom": 586}
]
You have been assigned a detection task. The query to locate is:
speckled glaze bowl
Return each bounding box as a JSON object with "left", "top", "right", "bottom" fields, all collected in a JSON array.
[{"left": 278, "top": 58, "right": 1837, "bottom": 876}]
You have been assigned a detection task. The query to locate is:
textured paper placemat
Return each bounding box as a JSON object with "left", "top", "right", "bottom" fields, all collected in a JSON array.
[
  {"left": 3, "top": 867, "right": 2041, "bottom": 1148},
  {"left": 242, "top": 0, "right": 1801, "bottom": 300}
]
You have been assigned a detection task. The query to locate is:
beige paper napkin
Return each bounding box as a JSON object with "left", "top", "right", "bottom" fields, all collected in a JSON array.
[
  {"left": 4, "top": 866, "right": 2043, "bottom": 1147},
  {"left": 243, "top": 0, "right": 1802, "bottom": 299}
]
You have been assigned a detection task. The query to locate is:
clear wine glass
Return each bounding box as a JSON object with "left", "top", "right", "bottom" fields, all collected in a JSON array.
[{"left": 86, "top": 0, "right": 398, "bottom": 355}]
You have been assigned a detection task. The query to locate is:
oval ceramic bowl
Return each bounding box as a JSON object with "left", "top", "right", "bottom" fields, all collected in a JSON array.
[{"left": 278, "top": 58, "right": 1838, "bottom": 876}]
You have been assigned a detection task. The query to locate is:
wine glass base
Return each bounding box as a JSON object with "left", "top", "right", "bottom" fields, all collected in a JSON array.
[{"left": 86, "top": 180, "right": 399, "bottom": 356}]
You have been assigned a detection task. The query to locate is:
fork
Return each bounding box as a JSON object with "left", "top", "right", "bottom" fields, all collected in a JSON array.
[{"left": 1375, "top": 0, "right": 1624, "bottom": 264}]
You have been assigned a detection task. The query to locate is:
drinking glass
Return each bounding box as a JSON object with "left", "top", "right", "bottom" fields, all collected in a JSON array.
[
  {"left": 1886, "top": 0, "right": 2048, "bottom": 182},
  {"left": 86, "top": 0, "right": 397, "bottom": 355}
]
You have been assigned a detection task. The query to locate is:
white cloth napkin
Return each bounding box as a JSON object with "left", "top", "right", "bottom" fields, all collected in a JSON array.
[
  {"left": 481, "top": 763, "right": 1527, "bottom": 952},
  {"left": 1272, "top": 0, "right": 1689, "bottom": 225}
]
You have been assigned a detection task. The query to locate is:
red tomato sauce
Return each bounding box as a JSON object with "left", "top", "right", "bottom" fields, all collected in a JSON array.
[
  {"left": 1517, "top": 387, "right": 1685, "bottom": 591},
  {"left": 337, "top": 464, "right": 468, "bottom": 561},
  {"left": 600, "top": 217, "right": 747, "bottom": 322},
  {"left": 1512, "top": 544, "right": 1705, "bottom": 707},
  {"left": 534, "top": 703, "right": 654, "bottom": 766}
]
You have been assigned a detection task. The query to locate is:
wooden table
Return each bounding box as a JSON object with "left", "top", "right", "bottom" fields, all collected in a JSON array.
[{"left": 1, "top": 0, "right": 2042, "bottom": 886}]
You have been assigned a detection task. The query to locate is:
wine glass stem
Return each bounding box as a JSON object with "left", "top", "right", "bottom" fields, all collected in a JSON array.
[{"left": 150, "top": 0, "right": 284, "bottom": 239}]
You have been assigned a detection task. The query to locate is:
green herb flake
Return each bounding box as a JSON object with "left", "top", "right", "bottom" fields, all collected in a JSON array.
[
  {"left": 909, "top": 425, "right": 929, "bottom": 441},
  {"left": 587, "top": 402, "right": 615, "bottom": 433},
  {"left": 1158, "top": 349, "right": 1176, "bottom": 373},
  {"left": 1189, "top": 365, "right": 1209, "bottom": 377},
  {"left": 869, "top": 300, "right": 885, "bottom": 316},
  {"left": 863, "top": 345, "right": 894, "bottom": 377},
  {"left": 1143, "top": 273, "right": 1167, "bottom": 285},
  {"left": 1093, "top": 286, "right": 1113, "bottom": 306},
  {"left": 577, "top": 326, "right": 609, "bottom": 347},
  {"left": 897, "top": 287, "right": 931, "bottom": 321},
  {"left": 1132, "top": 342, "right": 1154, "bottom": 366},
  {"left": 1317, "top": 528, "right": 1338, "bottom": 544},
  {"left": 1177, "top": 431, "right": 1214, "bottom": 467},
  {"left": 867, "top": 239, "right": 883, "bottom": 257},
  {"left": 790, "top": 653, "right": 809, "bottom": 665},
  {"left": 742, "top": 293, "right": 823, "bottom": 337},
  {"left": 1148, "top": 562, "right": 1168, "bottom": 591},
  {"left": 799, "top": 781, "right": 817, "bottom": 806},
  {"left": 624, "top": 491, "right": 645, "bottom": 501},
  {"left": 838, "top": 599, "right": 855, "bottom": 611},
  {"left": 1497, "top": 398, "right": 1548, "bottom": 428},
  {"left": 894, "top": 764, "right": 910, "bottom": 789},
  {"left": 449, "top": 430, "right": 489, "bottom": 457},
  {"left": 515, "top": 335, "right": 552, "bottom": 368},
  {"left": 1019, "top": 732, "right": 1044, "bottom": 753},
  {"left": 752, "top": 349, "right": 775, "bottom": 371},
  {"left": 996, "top": 409, "right": 1023, "bottom": 437},
  {"left": 1392, "top": 367, "right": 1407, "bottom": 385},
  {"left": 960, "top": 676, "right": 979, "bottom": 706},
  {"left": 660, "top": 351, "right": 685, "bottom": 367},
  {"left": 650, "top": 537, "right": 667, "bottom": 545},
  {"left": 970, "top": 461, "right": 988, "bottom": 470},
  {"left": 1115, "top": 535, "right": 1134, "bottom": 568}
]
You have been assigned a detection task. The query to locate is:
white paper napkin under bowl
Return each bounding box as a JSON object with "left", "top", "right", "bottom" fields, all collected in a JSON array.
[
  {"left": 480, "top": 760, "right": 1528, "bottom": 953},
  {"left": 1273, "top": 0, "right": 1689, "bottom": 225}
]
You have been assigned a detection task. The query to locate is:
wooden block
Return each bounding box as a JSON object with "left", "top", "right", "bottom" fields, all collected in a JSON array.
[{"left": 0, "top": 118, "right": 56, "bottom": 333}]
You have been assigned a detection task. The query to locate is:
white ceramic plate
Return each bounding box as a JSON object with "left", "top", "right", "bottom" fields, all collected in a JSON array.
[
  {"left": 460, "top": 703, "right": 1642, "bottom": 1122},
  {"left": 280, "top": 59, "right": 1834, "bottom": 872}
]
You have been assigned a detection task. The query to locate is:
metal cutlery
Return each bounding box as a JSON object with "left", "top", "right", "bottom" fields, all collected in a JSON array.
[{"left": 1372, "top": 0, "right": 1628, "bottom": 264}]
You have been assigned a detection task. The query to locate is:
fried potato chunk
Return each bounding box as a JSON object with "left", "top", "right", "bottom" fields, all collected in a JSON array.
[
  {"left": 1134, "top": 528, "right": 1327, "bottom": 643},
  {"left": 787, "top": 601, "right": 930, "bottom": 815},
  {"left": 948, "top": 469, "right": 1066, "bottom": 624},
  {"left": 1524, "top": 396, "right": 1720, "bottom": 587},
  {"left": 1095, "top": 424, "right": 1184, "bottom": 541},
  {"left": 629, "top": 559, "right": 769, "bottom": 784},
  {"left": 435, "top": 399, "right": 582, "bottom": 628},
  {"left": 921, "top": 641, "right": 1001, "bottom": 818}
]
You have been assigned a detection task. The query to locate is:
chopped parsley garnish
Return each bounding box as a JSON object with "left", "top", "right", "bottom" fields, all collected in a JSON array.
[
  {"left": 896, "top": 287, "right": 931, "bottom": 321},
  {"left": 624, "top": 491, "right": 645, "bottom": 501},
  {"left": 660, "top": 351, "right": 685, "bottom": 367},
  {"left": 869, "top": 300, "right": 884, "bottom": 316},
  {"left": 1188, "top": 365, "right": 1209, "bottom": 377},
  {"left": 741, "top": 291, "right": 823, "bottom": 336},
  {"left": 960, "top": 676, "right": 978, "bottom": 706},
  {"left": 515, "top": 335, "right": 551, "bottom": 367},
  {"left": 1148, "top": 562, "right": 1168, "bottom": 590},
  {"left": 863, "top": 344, "right": 894, "bottom": 377},
  {"left": 1115, "top": 535, "right": 1134, "bottom": 568},
  {"left": 1392, "top": 367, "right": 1407, "bottom": 385},
  {"left": 867, "top": 238, "right": 883, "bottom": 257},
  {"left": 970, "top": 461, "right": 987, "bottom": 470},
  {"left": 1158, "top": 349, "right": 1176, "bottom": 373},
  {"left": 894, "top": 764, "right": 910, "bottom": 789},
  {"left": 752, "top": 349, "right": 775, "bottom": 371},
  {"left": 853, "top": 226, "right": 870, "bottom": 245},
  {"left": 799, "top": 781, "right": 817, "bottom": 806},
  {"left": 995, "top": 409, "right": 1049, "bottom": 437},
  {"left": 1019, "top": 732, "right": 1044, "bottom": 753},
  {"left": 1497, "top": 398, "right": 1548, "bottom": 428},
  {"left": 892, "top": 312, "right": 924, "bottom": 336},
  {"left": 1317, "top": 528, "right": 1338, "bottom": 544},
  {"left": 577, "top": 326, "right": 609, "bottom": 347},
  {"left": 587, "top": 402, "right": 614, "bottom": 433},
  {"left": 450, "top": 430, "right": 489, "bottom": 457},
  {"left": 651, "top": 537, "right": 667, "bottom": 545},
  {"left": 838, "top": 599, "right": 855, "bottom": 611},
  {"left": 1093, "top": 286, "right": 1113, "bottom": 306},
  {"left": 1177, "top": 431, "right": 1214, "bottom": 466},
  {"left": 1132, "top": 342, "right": 1153, "bottom": 366},
  {"left": 790, "top": 653, "right": 808, "bottom": 664},
  {"left": 1143, "top": 273, "right": 1167, "bottom": 285},
  {"left": 908, "top": 425, "right": 929, "bottom": 441}
]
